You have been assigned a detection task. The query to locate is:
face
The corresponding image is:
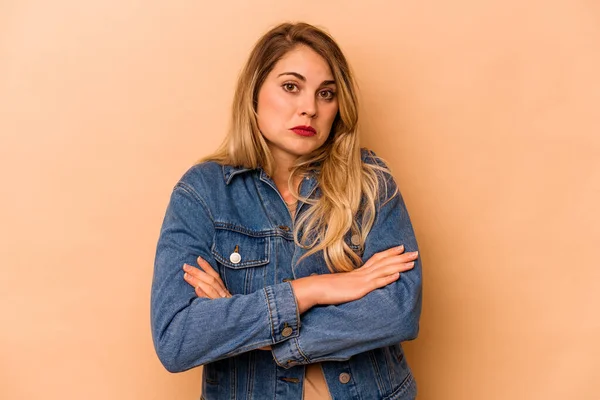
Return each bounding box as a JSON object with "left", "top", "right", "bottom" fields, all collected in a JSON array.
[{"left": 256, "top": 45, "right": 339, "bottom": 166}]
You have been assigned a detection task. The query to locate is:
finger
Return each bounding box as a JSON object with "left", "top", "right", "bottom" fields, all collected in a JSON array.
[
  {"left": 183, "top": 270, "right": 221, "bottom": 297},
  {"left": 184, "top": 264, "right": 229, "bottom": 297},
  {"left": 197, "top": 256, "right": 220, "bottom": 279},
  {"left": 193, "top": 259, "right": 229, "bottom": 292},
  {"left": 362, "top": 245, "right": 405, "bottom": 269},
  {"left": 196, "top": 272, "right": 229, "bottom": 298},
  {"left": 184, "top": 271, "right": 231, "bottom": 299},
  {"left": 400, "top": 250, "right": 419, "bottom": 262},
  {"left": 195, "top": 279, "right": 225, "bottom": 299},
  {"left": 373, "top": 261, "right": 415, "bottom": 278},
  {"left": 370, "top": 250, "right": 418, "bottom": 271},
  {"left": 184, "top": 271, "right": 220, "bottom": 298},
  {"left": 364, "top": 253, "right": 413, "bottom": 273},
  {"left": 184, "top": 263, "right": 214, "bottom": 282},
  {"left": 194, "top": 285, "right": 209, "bottom": 298},
  {"left": 183, "top": 271, "right": 202, "bottom": 290},
  {"left": 372, "top": 272, "right": 401, "bottom": 289}
]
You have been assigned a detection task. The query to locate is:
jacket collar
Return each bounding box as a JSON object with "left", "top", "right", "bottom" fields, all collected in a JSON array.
[
  {"left": 222, "top": 164, "right": 320, "bottom": 185},
  {"left": 222, "top": 165, "right": 253, "bottom": 185}
]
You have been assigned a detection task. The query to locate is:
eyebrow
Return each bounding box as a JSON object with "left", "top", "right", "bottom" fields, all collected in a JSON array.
[{"left": 277, "top": 72, "right": 336, "bottom": 86}]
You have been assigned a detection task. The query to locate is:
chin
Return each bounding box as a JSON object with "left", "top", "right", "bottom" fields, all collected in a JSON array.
[{"left": 290, "top": 144, "right": 323, "bottom": 157}]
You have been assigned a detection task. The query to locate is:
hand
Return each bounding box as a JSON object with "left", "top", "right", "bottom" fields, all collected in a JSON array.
[
  {"left": 182, "top": 258, "right": 270, "bottom": 351},
  {"left": 291, "top": 245, "right": 418, "bottom": 313},
  {"left": 321, "top": 245, "right": 418, "bottom": 304},
  {"left": 183, "top": 256, "right": 232, "bottom": 299}
]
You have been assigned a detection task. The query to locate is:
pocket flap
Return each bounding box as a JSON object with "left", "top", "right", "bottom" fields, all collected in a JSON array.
[{"left": 211, "top": 226, "right": 270, "bottom": 269}]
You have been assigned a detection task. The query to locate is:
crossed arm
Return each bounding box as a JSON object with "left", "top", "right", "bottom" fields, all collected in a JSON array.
[{"left": 152, "top": 172, "right": 421, "bottom": 372}]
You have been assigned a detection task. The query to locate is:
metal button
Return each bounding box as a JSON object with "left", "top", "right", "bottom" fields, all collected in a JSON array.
[
  {"left": 229, "top": 252, "right": 241, "bottom": 264},
  {"left": 339, "top": 372, "right": 351, "bottom": 384},
  {"left": 351, "top": 234, "right": 361, "bottom": 246},
  {"left": 282, "top": 327, "right": 293, "bottom": 337},
  {"left": 278, "top": 225, "right": 290, "bottom": 231}
]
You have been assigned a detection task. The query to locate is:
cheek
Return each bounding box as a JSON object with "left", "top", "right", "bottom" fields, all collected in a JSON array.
[
  {"left": 320, "top": 102, "right": 339, "bottom": 127},
  {"left": 257, "top": 89, "right": 292, "bottom": 128}
]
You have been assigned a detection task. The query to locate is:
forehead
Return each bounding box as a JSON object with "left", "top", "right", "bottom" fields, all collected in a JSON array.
[{"left": 272, "top": 45, "right": 334, "bottom": 80}]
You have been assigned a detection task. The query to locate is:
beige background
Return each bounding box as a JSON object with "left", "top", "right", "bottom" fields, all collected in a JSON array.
[{"left": 1, "top": 0, "right": 599, "bottom": 399}]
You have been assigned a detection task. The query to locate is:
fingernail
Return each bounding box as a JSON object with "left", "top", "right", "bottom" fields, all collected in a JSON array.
[
  {"left": 183, "top": 272, "right": 188, "bottom": 279},
  {"left": 408, "top": 261, "right": 415, "bottom": 267},
  {"left": 397, "top": 245, "right": 404, "bottom": 250},
  {"left": 411, "top": 251, "right": 419, "bottom": 256},
  {"left": 183, "top": 264, "right": 190, "bottom": 271}
]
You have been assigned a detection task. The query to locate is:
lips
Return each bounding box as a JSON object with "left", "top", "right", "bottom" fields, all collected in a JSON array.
[{"left": 290, "top": 125, "right": 316, "bottom": 137}]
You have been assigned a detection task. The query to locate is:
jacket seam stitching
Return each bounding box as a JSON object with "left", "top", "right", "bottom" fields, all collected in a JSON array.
[
  {"left": 174, "top": 181, "right": 215, "bottom": 223},
  {"left": 382, "top": 371, "right": 413, "bottom": 400},
  {"left": 214, "top": 222, "right": 278, "bottom": 237},
  {"left": 293, "top": 337, "right": 310, "bottom": 363},
  {"left": 263, "top": 288, "right": 276, "bottom": 343},
  {"left": 252, "top": 175, "right": 278, "bottom": 228},
  {"left": 369, "top": 350, "right": 386, "bottom": 395}
]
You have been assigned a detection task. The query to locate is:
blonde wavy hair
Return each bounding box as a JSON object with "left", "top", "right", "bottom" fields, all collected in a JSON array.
[{"left": 200, "top": 22, "right": 395, "bottom": 272}]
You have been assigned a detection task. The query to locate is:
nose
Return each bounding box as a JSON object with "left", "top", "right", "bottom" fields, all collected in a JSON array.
[{"left": 298, "top": 93, "right": 317, "bottom": 119}]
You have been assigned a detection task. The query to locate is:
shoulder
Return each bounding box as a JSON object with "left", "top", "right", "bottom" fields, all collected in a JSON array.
[
  {"left": 359, "top": 148, "right": 400, "bottom": 202},
  {"left": 360, "top": 147, "right": 391, "bottom": 170},
  {"left": 360, "top": 147, "right": 374, "bottom": 162},
  {"left": 180, "top": 161, "right": 223, "bottom": 182},
  {"left": 174, "top": 161, "right": 226, "bottom": 199}
]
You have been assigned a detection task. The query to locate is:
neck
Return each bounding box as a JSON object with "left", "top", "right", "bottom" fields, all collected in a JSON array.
[{"left": 270, "top": 152, "right": 301, "bottom": 203}]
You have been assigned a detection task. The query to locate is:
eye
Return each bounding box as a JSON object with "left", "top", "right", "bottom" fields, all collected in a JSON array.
[
  {"left": 318, "top": 89, "right": 336, "bottom": 101},
  {"left": 282, "top": 82, "right": 299, "bottom": 92}
]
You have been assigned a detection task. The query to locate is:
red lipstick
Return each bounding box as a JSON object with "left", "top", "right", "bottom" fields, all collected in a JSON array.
[{"left": 290, "top": 125, "right": 317, "bottom": 137}]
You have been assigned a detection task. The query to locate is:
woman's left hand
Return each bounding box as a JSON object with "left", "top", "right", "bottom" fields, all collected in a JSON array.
[{"left": 183, "top": 256, "right": 232, "bottom": 299}]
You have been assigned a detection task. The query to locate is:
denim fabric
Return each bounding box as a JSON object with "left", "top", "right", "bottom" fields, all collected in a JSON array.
[{"left": 151, "top": 149, "right": 422, "bottom": 400}]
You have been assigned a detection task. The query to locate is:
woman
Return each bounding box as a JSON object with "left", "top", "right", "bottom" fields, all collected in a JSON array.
[{"left": 151, "top": 22, "right": 422, "bottom": 400}]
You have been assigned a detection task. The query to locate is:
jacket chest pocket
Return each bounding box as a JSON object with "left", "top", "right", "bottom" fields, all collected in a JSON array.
[{"left": 211, "top": 225, "right": 271, "bottom": 295}]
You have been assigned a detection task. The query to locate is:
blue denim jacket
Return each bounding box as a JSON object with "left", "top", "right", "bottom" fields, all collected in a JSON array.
[{"left": 151, "top": 149, "right": 422, "bottom": 400}]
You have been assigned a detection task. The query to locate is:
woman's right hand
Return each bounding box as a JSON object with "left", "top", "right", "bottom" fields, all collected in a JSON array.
[{"left": 291, "top": 245, "right": 418, "bottom": 313}]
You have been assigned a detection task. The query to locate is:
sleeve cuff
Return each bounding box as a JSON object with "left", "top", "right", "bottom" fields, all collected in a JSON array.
[
  {"left": 264, "top": 282, "right": 300, "bottom": 345},
  {"left": 270, "top": 335, "right": 308, "bottom": 368}
]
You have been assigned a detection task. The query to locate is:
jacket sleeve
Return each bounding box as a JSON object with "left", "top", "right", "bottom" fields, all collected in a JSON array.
[
  {"left": 270, "top": 161, "right": 422, "bottom": 368},
  {"left": 151, "top": 182, "right": 300, "bottom": 373}
]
